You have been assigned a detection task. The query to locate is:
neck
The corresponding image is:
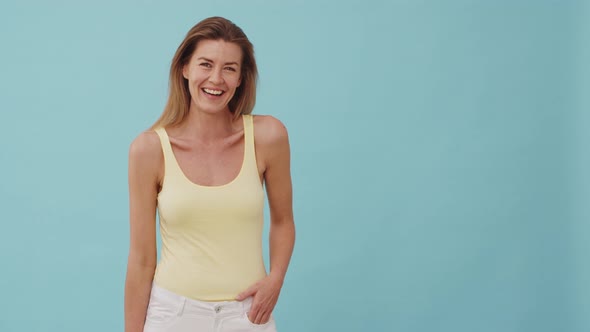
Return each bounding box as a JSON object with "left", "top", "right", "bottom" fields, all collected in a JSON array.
[{"left": 179, "top": 106, "right": 240, "bottom": 141}]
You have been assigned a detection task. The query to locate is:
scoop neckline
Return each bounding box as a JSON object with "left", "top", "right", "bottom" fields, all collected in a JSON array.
[{"left": 162, "top": 115, "right": 247, "bottom": 189}]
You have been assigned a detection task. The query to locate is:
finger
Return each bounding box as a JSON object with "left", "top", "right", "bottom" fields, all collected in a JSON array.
[
  {"left": 260, "top": 311, "right": 271, "bottom": 325},
  {"left": 236, "top": 285, "right": 257, "bottom": 301},
  {"left": 247, "top": 311, "right": 256, "bottom": 324},
  {"left": 254, "top": 307, "right": 266, "bottom": 325},
  {"left": 247, "top": 303, "right": 259, "bottom": 323}
]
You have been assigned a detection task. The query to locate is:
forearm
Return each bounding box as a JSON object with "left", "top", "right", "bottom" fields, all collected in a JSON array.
[
  {"left": 268, "top": 219, "right": 295, "bottom": 283},
  {"left": 124, "top": 264, "right": 155, "bottom": 332}
]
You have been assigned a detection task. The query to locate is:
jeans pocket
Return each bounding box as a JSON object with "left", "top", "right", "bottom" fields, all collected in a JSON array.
[{"left": 243, "top": 312, "right": 275, "bottom": 329}]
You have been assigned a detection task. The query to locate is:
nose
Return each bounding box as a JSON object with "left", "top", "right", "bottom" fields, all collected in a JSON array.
[{"left": 208, "top": 68, "right": 224, "bottom": 85}]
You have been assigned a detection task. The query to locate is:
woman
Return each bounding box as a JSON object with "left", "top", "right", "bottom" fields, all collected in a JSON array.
[{"left": 124, "top": 17, "right": 295, "bottom": 332}]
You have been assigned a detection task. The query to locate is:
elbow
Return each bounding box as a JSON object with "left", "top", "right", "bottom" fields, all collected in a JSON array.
[{"left": 127, "top": 250, "right": 157, "bottom": 271}]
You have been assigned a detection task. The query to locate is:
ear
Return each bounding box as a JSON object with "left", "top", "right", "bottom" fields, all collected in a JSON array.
[
  {"left": 182, "top": 64, "right": 188, "bottom": 79},
  {"left": 237, "top": 75, "right": 242, "bottom": 87}
]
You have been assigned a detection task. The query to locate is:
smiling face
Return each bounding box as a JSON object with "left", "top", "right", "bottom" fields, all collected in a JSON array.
[{"left": 182, "top": 39, "right": 243, "bottom": 115}]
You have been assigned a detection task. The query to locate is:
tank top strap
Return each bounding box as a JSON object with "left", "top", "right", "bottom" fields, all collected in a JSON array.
[
  {"left": 153, "top": 127, "right": 181, "bottom": 178},
  {"left": 242, "top": 114, "right": 257, "bottom": 173}
]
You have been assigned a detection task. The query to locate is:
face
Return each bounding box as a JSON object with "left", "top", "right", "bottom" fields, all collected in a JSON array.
[{"left": 183, "top": 39, "right": 243, "bottom": 115}]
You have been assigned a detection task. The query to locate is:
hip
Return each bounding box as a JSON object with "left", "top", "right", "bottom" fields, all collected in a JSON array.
[{"left": 144, "top": 282, "right": 277, "bottom": 332}]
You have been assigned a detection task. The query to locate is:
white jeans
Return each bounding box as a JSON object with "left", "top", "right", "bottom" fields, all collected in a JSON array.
[{"left": 143, "top": 283, "right": 278, "bottom": 332}]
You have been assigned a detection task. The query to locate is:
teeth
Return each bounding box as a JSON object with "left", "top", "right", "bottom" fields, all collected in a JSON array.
[{"left": 203, "top": 88, "right": 223, "bottom": 95}]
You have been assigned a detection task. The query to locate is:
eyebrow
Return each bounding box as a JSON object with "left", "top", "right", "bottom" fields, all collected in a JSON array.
[{"left": 197, "top": 57, "right": 239, "bottom": 66}]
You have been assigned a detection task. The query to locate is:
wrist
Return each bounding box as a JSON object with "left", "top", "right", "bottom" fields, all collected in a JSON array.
[{"left": 268, "top": 271, "right": 285, "bottom": 285}]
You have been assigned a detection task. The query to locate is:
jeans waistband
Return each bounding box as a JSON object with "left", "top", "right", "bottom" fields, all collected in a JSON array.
[{"left": 150, "top": 283, "right": 253, "bottom": 316}]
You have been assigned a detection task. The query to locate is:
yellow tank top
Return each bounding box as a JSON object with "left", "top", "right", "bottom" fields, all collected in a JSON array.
[{"left": 152, "top": 115, "right": 266, "bottom": 301}]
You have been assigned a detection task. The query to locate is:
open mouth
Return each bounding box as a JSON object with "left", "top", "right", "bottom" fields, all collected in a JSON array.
[{"left": 202, "top": 88, "right": 224, "bottom": 96}]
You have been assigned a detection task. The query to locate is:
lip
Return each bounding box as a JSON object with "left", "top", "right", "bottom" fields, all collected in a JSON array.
[
  {"left": 201, "top": 87, "right": 225, "bottom": 99},
  {"left": 202, "top": 87, "right": 225, "bottom": 93}
]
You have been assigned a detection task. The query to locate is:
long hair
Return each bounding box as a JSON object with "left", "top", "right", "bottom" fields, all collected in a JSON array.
[{"left": 151, "top": 17, "right": 258, "bottom": 129}]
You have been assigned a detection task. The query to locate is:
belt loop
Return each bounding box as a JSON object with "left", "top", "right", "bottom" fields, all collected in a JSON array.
[{"left": 177, "top": 298, "right": 186, "bottom": 317}]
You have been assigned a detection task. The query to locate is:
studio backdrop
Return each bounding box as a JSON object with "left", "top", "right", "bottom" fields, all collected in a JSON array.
[{"left": 0, "top": 1, "right": 588, "bottom": 331}]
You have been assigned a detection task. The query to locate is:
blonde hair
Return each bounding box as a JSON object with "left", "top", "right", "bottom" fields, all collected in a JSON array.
[{"left": 151, "top": 17, "right": 258, "bottom": 129}]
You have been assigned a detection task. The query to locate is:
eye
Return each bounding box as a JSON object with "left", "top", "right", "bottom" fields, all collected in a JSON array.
[
  {"left": 224, "top": 66, "right": 237, "bottom": 72},
  {"left": 199, "top": 62, "right": 212, "bottom": 68}
]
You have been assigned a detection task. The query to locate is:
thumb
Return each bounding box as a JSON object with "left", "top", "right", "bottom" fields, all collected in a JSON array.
[{"left": 235, "top": 284, "right": 258, "bottom": 301}]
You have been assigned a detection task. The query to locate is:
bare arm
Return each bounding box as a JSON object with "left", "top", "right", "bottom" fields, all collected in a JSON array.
[
  {"left": 263, "top": 117, "right": 295, "bottom": 285},
  {"left": 124, "top": 131, "right": 162, "bottom": 332},
  {"left": 236, "top": 115, "right": 295, "bottom": 325}
]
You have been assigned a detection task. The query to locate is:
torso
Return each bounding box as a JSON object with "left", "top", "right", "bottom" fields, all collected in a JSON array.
[{"left": 152, "top": 114, "right": 268, "bottom": 301}]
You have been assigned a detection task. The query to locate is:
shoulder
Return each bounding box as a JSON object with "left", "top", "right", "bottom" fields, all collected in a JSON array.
[
  {"left": 252, "top": 115, "right": 289, "bottom": 146},
  {"left": 252, "top": 115, "right": 290, "bottom": 168},
  {"left": 129, "top": 130, "right": 163, "bottom": 165}
]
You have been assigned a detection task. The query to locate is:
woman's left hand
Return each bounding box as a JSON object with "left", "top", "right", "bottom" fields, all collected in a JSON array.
[{"left": 236, "top": 274, "right": 283, "bottom": 324}]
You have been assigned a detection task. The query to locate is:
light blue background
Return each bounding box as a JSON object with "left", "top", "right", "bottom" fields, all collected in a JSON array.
[{"left": 1, "top": 1, "right": 588, "bottom": 331}]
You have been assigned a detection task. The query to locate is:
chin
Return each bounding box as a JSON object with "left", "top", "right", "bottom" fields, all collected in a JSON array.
[{"left": 195, "top": 102, "right": 231, "bottom": 114}]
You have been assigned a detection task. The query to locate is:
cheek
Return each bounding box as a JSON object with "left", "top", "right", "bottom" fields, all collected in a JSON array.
[
  {"left": 228, "top": 75, "right": 242, "bottom": 88},
  {"left": 186, "top": 74, "right": 206, "bottom": 92}
]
